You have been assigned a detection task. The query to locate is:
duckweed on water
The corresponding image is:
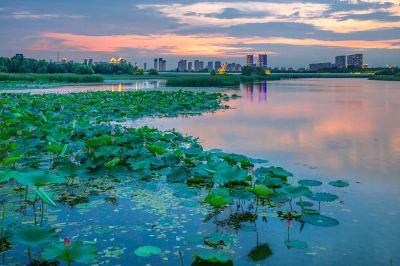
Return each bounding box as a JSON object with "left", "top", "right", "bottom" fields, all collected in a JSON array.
[{"left": 0, "top": 90, "right": 349, "bottom": 265}]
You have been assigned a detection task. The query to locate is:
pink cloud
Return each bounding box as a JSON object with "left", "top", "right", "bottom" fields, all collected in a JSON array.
[{"left": 31, "top": 32, "right": 400, "bottom": 57}]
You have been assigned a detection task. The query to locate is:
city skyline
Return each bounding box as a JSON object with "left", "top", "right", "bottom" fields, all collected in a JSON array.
[{"left": 1, "top": 0, "right": 399, "bottom": 67}]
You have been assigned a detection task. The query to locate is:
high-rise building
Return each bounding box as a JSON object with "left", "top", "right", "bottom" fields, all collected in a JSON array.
[
  {"left": 158, "top": 58, "right": 163, "bottom": 71},
  {"left": 62, "top": 57, "right": 67, "bottom": 64},
  {"left": 246, "top": 54, "right": 254, "bottom": 66},
  {"left": 188, "top": 62, "right": 193, "bottom": 71},
  {"left": 88, "top": 59, "right": 93, "bottom": 65},
  {"left": 161, "top": 60, "right": 166, "bottom": 71},
  {"left": 347, "top": 54, "right": 363, "bottom": 68},
  {"left": 154, "top": 58, "right": 158, "bottom": 70},
  {"left": 214, "top": 61, "right": 222, "bottom": 71},
  {"left": 207, "top": 61, "right": 214, "bottom": 71},
  {"left": 15, "top": 53, "right": 24, "bottom": 59},
  {"left": 335, "top": 55, "right": 346, "bottom": 68},
  {"left": 144, "top": 62, "right": 147, "bottom": 71},
  {"left": 194, "top": 60, "right": 201, "bottom": 71},
  {"left": 258, "top": 53, "right": 268, "bottom": 69},
  {"left": 83, "top": 59, "right": 88, "bottom": 65},
  {"left": 178, "top": 60, "right": 187, "bottom": 72}
]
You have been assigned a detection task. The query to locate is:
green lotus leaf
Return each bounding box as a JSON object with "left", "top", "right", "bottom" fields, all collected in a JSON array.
[
  {"left": 285, "top": 240, "right": 308, "bottom": 249},
  {"left": 266, "top": 167, "right": 293, "bottom": 179},
  {"left": 329, "top": 180, "right": 349, "bottom": 187},
  {"left": 94, "top": 145, "right": 121, "bottom": 158},
  {"left": 301, "top": 214, "right": 339, "bottom": 227},
  {"left": 9, "top": 225, "right": 58, "bottom": 247},
  {"left": 278, "top": 185, "right": 312, "bottom": 198},
  {"left": 308, "top": 192, "right": 339, "bottom": 202},
  {"left": 298, "top": 179, "right": 322, "bottom": 187},
  {"left": 213, "top": 166, "right": 248, "bottom": 185},
  {"left": 205, "top": 188, "right": 232, "bottom": 207},
  {"left": 166, "top": 166, "right": 190, "bottom": 183},
  {"left": 145, "top": 145, "right": 166, "bottom": 155},
  {"left": 14, "top": 170, "right": 65, "bottom": 186},
  {"left": 104, "top": 157, "right": 121, "bottom": 168},
  {"left": 42, "top": 241, "right": 98, "bottom": 264},
  {"left": 34, "top": 187, "right": 57, "bottom": 207},
  {"left": 296, "top": 201, "right": 314, "bottom": 207},
  {"left": 252, "top": 185, "right": 273, "bottom": 197},
  {"left": 134, "top": 245, "right": 161, "bottom": 257}
]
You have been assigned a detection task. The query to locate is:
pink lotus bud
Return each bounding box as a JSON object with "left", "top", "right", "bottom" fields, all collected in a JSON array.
[
  {"left": 287, "top": 219, "right": 292, "bottom": 228},
  {"left": 247, "top": 166, "right": 254, "bottom": 174},
  {"left": 64, "top": 237, "right": 71, "bottom": 247}
]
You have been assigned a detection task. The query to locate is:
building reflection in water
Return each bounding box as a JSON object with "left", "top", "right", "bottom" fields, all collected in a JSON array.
[{"left": 245, "top": 81, "right": 267, "bottom": 103}]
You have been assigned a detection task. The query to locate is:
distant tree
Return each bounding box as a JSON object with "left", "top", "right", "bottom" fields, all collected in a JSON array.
[
  {"left": 74, "top": 65, "right": 94, "bottom": 75},
  {"left": 242, "top": 66, "right": 267, "bottom": 77},
  {"left": 210, "top": 70, "right": 216, "bottom": 76},
  {"left": 147, "top": 69, "right": 159, "bottom": 75}
]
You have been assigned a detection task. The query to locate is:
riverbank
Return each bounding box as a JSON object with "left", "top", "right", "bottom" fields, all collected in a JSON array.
[{"left": 369, "top": 75, "right": 400, "bottom": 81}]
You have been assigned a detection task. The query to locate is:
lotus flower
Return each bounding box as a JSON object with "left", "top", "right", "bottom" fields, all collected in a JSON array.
[{"left": 64, "top": 237, "right": 71, "bottom": 248}]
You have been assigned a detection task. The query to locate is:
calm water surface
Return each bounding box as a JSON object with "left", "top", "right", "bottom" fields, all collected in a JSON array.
[
  {"left": 132, "top": 78, "right": 400, "bottom": 265},
  {"left": 2, "top": 78, "right": 399, "bottom": 266}
]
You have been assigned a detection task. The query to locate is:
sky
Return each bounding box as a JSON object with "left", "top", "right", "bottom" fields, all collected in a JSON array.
[{"left": 0, "top": 0, "right": 399, "bottom": 68}]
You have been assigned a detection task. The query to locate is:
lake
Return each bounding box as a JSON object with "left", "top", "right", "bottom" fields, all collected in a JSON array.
[
  {"left": 1, "top": 78, "right": 399, "bottom": 265},
  {"left": 131, "top": 78, "right": 400, "bottom": 265}
]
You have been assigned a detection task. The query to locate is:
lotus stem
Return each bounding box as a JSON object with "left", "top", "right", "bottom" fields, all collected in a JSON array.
[
  {"left": 179, "top": 250, "right": 184, "bottom": 266},
  {"left": 0, "top": 208, "right": 5, "bottom": 251},
  {"left": 66, "top": 248, "right": 71, "bottom": 266},
  {"left": 40, "top": 200, "right": 44, "bottom": 226}
]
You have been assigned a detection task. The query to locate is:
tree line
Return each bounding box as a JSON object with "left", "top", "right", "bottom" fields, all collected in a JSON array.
[{"left": 0, "top": 56, "right": 144, "bottom": 75}]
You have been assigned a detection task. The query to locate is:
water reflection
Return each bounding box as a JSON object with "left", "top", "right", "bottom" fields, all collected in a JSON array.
[
  {"left": 246, "top": 81, "right": 268, "bottom": 103},
  {"left": 0, "top": 79, "right": 166, "bottom": 94}
]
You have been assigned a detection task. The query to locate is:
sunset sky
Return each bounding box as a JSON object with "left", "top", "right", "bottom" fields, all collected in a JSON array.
[{"left": 1, "top": 0, "right": 399, "bottom": 68}]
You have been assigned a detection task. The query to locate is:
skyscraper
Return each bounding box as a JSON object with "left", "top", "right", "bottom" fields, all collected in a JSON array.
[
  {"left": 178, "top": 60, "right": 187, "bottom": 72},
  {"left": 144, "top": 62, "right": 147, "bottom": 71},
  {"left": 194, "top": 60, "right": 200, "bottom": 71},
  {"left": 347, "top": 54, "right": 363, "bottom": 68},
  {"left": 207, "top": 61, "right": 214, "bottom": 71},
  {"left": 214, "top": 61, "right": 221, "bottom": 71},
  {"left": 154, "top": 58, "right": 158, "bottom": 70},
  {"left": 161, "top": 60, "right": 166, "bottom": 71},
  {"left": 158, "top": 58, "right": 163, "bottom": 72},
  {"left": 246, "top": 54, "right": 254, "bottom": 66},
  {"left": 258, "top": 53, "right": 268, "bottom": 69},
  {"left": 188, "top": 62, "right": 193, "bottom": 71},
  {"left": 335, "top": 55, "right": 346, "bottom": 68}
]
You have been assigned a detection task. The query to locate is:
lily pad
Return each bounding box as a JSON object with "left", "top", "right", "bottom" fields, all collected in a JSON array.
[
  {"left": 278, "top": 185, "right": 312, "bottom": 198},
  {"left": 205, "top": 188, "right": 232, "bottom": 207},
  {"left": 298, "top": 179, "right": 322, "bottom": 187},
  {"left": 134, "top": 245, "right": 161, "bottom": 257},
  {"left": 309, "top": 192, "right": 339, "bottom": 202},
  {"left": 329, "top": 180, "right": 349, "bottom": 187},
  {"left": 301, "top": 214, "right": 339, "bottom": 227},
  {"left": 285, "top": 240, "right": 308, "bottom": 249},
  {"left": 252, "top": 185, "right": 273, "bottom": 197},
  {"left": 296, "top": 201, "right": 314, "bottom": 207},
  {"left": 9, "top": 225, "right": 58, "bottom": 247},
  {"left": 42, "top": 241, "right": 98, "bottom": 264}
]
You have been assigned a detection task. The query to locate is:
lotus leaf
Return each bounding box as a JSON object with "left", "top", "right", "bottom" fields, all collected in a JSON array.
[
  {"left": 301, "top": 214, "right": 339, "bottom": 227},
  {"left": 285, "top": 240, "right": 308, "bottom": 249},
  {"left": 329, "top": 180, "right": 349, "bottom": 187},
  {"left": 309, "top": 192, "right": 339, "bottom": 202},
  {"left": 298, "top": 179, "right": 322, "bottom": 187},
  {"left": 9, "top": 225, "right": 58, "bottom": 247},
  {"left": 134, "top": 245, "right": 161, "bottom": 257},
  {"left": 42, "top": 241, "right": 98, "bottom": 264}
]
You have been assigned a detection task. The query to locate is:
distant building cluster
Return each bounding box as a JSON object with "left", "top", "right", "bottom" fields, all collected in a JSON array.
[
  {"left": 310, "top": 54, "right": 366, "bottom": 70},
  {"left": 154, "top": 58, "right": 166, "bottom": 72},
  {"left": 246, "top": 53, "right": 268, "bottom": 69},
  {"left": 176, "top": 60, "right": 241, "bottom": 72}
]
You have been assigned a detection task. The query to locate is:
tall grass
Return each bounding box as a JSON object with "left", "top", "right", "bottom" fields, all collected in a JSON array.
[{"left": 0, "top": 73, "right": 104, "bottom": 83}]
